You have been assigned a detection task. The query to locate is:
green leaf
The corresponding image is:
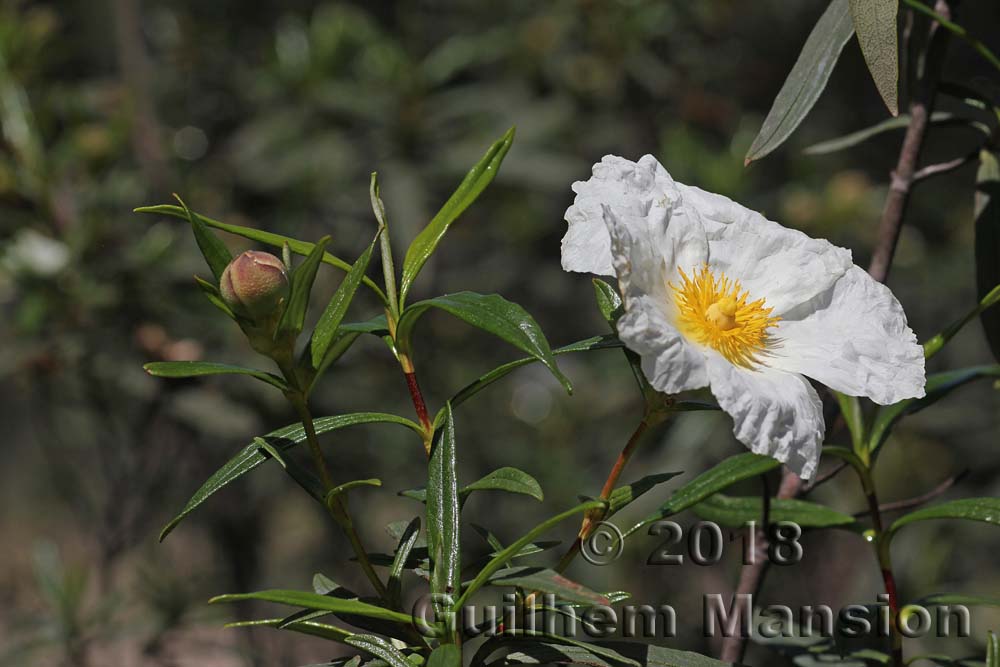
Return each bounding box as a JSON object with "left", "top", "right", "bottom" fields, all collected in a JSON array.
[
  {"left": 209, "top": 590, "right": 414, "bottom": 625},
  {"left": 474, "top": 637, "right": 733, "bottom": 667},
  {"left": 428, "top": 403, "right": 461, "bottom": 600},
  {"left": 868, "top": 365, "right": 1000, "bottom": 453},
  {"left": 398, "top": 291, "right": 571, "bottom": 393},
  {"left": 446, "top": 334, "right": 620, "bottom": 415},
  {"left": 487, "top": 566, "right": 608, "bottom": 606},
  {"left": 278, "top": 235, "right": 330, "bottom": 338},
  {"left": 454, "top": 499, "right": 605, "bottom": 610},
  {"left": 607, "top": 472, "right": 683, "bottom": 515},
  {"left": 344, "top": 634, "right": 413, "bottom": 667},
  {"left": 918, "top": 593, "right": 1000, "bottom": 608},
  {"left": 975, "top": 149, "right": 1000, "bottom": 363},
  {"left": 692, "top": 493, "right": 857, "bottom": 528},
  {"left": 310, "top": 235, "right": 378, "bottom": 369},
  {"left": 626, "top": 453, "right": 782, "bottom": 537},
  {"left": 803, "top": 111, "right": 958, "bottom": 155},
  {"left": 194, "top": 275, "right": 237, "bottom": 320},
  {"left": 461, "top": 467, "right": 543, "bottom": 502},
  {"left": 387, "top": 517, "right": 421, "bottom": 607},
  {"left": 254, "top": 437, "right": 326, "bottom": 504},
  {"left": 923, "top": 281, "right": 1000, "bottom": 359},
  {"left": 144, "top": 361, "right": 287, "bottom": 390},
  {"left": 889, "top": 497, "right": 1000, "bottom": 535},
  {"left": 849, "top": 0, "right": 899, "bottom": 116},
  {"left": 326, "top": 478, "right": 382, "bottom": 508},
  {"left": 159, "top": 413, "right": 423, "bottom": 540},
  {"left": 593, "top": 278, "right": 649, "bottom": 396},
  {"left": 224, "top": 617, "right": 353, "bottom": 643},
  {"left": 399, "top": 127, "right": 515, "bottom": 304},
  {"left": 174, "top": 195, "right": 231, "bottom": 281},
  {"left": 745, "top": 0, "right": 854, "bottom": 164},
  {"left": 989, "top": 631, "right": 999, "bottom": 667},
  {"left": 134, "top": 204, "right": 388, "bottom": 303},
  {"left": 370, "top": 172, "right": 400, "bottom": 321},
  {"left": 427, "top": 644, "right": 462, "bottom": 667}
]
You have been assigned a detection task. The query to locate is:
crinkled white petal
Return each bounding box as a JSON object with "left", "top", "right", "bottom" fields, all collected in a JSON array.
[
  {"left": 603, "top": 206, "right": 709, "bottom": 393},
  {"left": 704, "top": 216, "right": 854, "bottom": 316},
  {"left": 706, "top": 354, "right": 825, "bottom": 479},
  {"left": 769, "top": 265, "right": 926, "bottom": 404},
  {"left": 562, "top": 155, "right": 680, "bottom": 276}
]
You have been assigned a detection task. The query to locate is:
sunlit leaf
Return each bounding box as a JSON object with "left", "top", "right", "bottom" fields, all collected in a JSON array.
[
  {"left": 210, "top": 590, "right": 413, "bottom": 625},
  {"left": 607, "top": 472, "right": 683, "bottom": 515},
  {"left": 428, "top": 403, "right": 460, "bottom": 601},
  {"left": 693, "top": 493, "right": 857, "bottom": 528},
  {"left": 462, "top": 467, "right": 543, "bottom": 503},
  {"left": 890, "top": 497, "right": 1000, "bottom": 535},
  {"left": 745, "top": 0, "right": 854, "bottom": 164},
  {"left": 277, "top": 236, "right": 330, "bottom": 338},
  {"left": 344, "top": 634, "right": 413, "bottom": 667},
  {"left": 849, "top": 0, "right": 899, "bottom": 115},
  {"left": 144, "top": 361, "right": 287, "bottom": 390},
  {"left": 399, "top": 127, "right": 514, "bottom": 304},
  {"left": 175, "top": 195, "right": 231, "bottom": 281}
]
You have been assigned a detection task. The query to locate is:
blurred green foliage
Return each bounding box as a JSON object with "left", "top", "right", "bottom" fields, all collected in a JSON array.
[{"left": 1, "top": 1, "right": 999, "bottom": 665}]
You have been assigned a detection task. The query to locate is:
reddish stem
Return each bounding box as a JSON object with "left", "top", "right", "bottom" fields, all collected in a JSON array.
[{"left": 404, "top": 371, "right": 433, "bottom": 449}]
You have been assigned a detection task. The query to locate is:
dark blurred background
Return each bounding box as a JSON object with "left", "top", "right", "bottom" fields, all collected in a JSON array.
[{"left": 1, "top": 1, "right": 998, "bottom": 665}]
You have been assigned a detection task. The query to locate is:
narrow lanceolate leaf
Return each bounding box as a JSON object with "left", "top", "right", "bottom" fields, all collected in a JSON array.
[
  {"left": 428, "top": 403, "right": 460, "bottom": 599},
  {"left": 868, "top": 365, "right": 1000, "bottom": 453},
  {"left": 693, "top": 493, "right": 857, "bottom": 528},
  {"left": 487, "top": 566, "right": 608, "bottom": 606},
  {"left": 849, "top": 0, "right": 899, "bottom": 115},
  {"left": 607, "top": 472, "right": 683, "bottom": 515},
  {"left": 427, "top": 644, "right": 462, "bottom": 667},
  {"left": 194, "top": 275, "right": 237, "bottom": 320},
  {"left": 175, "top": 195, "right": 231, "bottom": 281},
  {"left": 989, "top": 631, "right": 999, "bottom": 667},
  {"left": 627, "top": 453, "right": 782, "bottom": 536},
  {"left": 159, "top": 413, "right": 422, "bottom": 541},
  {"left": 134, "top": 204, "right": 388, "bottom": 303},
  {"left": 890, "top": 498, "right": 1000, "bottom": 535},
  {"left": 461, "top": 467, "right": 543, "bottom": 502},
  {"left": 344, "top": 634, "right": 412, "bottom": 667},
  {"left": 593, "top": 278, "right": 648, "bottom": 395},
  {"left": 278, "top": 236, "right": 330, "bottom": 338},
  {"left": 310, "top": 235, "right": 378, "bottom": 369},
  {"left": 399, "top": 127, "right": 515, "bottom": 304},
  {"left": 745, "top": 0, "right": 855, "bottom": 164},
  {"left": 398, "top": 291, "right": 571, "bottom": 393},
  {"left": 975, "top": 149, "right": 1000, "bottom": 363},
  {"left": 919, "top": 593, "right": 1000, "bottom": 608},
  {"left": 804, "top": 111, "right": 957, "bottom": 155},
  {"left": 224, "top": 617, "right": 353, "bottom": 643},
  {"left": 388, "top": 517, "right": 421, "bottom": 607},
  {"left": 144, "top": 361, "right": 287, "bottom": 390},
  {"left": 209, "top": 590, "right": 414, "bottom": 625}
]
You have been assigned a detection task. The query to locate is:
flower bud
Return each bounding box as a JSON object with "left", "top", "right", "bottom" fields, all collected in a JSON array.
[{"left": 219, "top": 251, "right": 290, "bottom": 320}]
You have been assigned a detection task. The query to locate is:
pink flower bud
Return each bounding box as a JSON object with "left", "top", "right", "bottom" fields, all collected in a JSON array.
[{"left": 219, "top": 251, "right": 290, "bottom": 319}]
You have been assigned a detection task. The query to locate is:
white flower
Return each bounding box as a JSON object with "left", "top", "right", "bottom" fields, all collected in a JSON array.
[{"left": 562, "top": 155, "right": 926, "bottom": 478}]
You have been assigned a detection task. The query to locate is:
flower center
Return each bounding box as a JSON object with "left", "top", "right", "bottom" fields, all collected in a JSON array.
[{"left": 670, "top": 265, "right": 780, "bottom": 368}]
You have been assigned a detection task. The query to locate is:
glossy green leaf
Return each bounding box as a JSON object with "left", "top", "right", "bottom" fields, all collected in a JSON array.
[
  {"left": 428, "top": 403, "right": 460, "bottom": 601},
  {"left": 210, "top": 590, "right": 413, "bottom": 625},
  {"left": 889, "top": 497, "right": 1000, "bottom": 535},
  {"left": 224, "top": 617, "right": 353, "bottom": 643},
  {"left": 344, "top": 634, "right": 413, "bottom": 667},
  {"left": 693, "top": 493, "right": 857, "bottom": 528},
  {"left": 277, "top": 236, "right": 330, "bottom": 338},
  {"left": 325, "top": 478, "right": 382, "bottom": 508},
  {"left": 869, "top": 365, "right": 1000, "bottom": 452},
  {"left": 627, "top": 453, "right": 782, "bottom": 536},
  {"left": 975, "top": 149, "right": 1000, "bottom": 363},
  {"left": 144, "top": 361, "right": 287, "bottom": 390},
  {"left": 399, "top": 127, "right": 514, "bottom": 304},
  {"left": 398, "top": 291, "right": 570, "bottom": 393},
  {"left": 370, "top": 172, "right": 400, "bottom": 321},
  {"left": 310, "top": 235, "right": 378, "bottom": 369},
  {"left": 804, "top": 111, "right": 958, "bottom": 155},
  {"left": 487, "top": 566, "right": 608, "bottom": 606},
  {"left": 254, "top": 438, "right": 326, "bottom": 504},
  {"left": 745, "top": 0, "right": 854, "bottom": 164},
  {"left": 174, "top": 195, "right": 231, "bottom": 281},
  {"left": 593, "top": 278, "right": 649, "bottom": 395},
  {"left": 428, "top": 644, "right": 462, "bottom": 667},
  {"left": 134, "top": 204, "right": 388, "bottom": 303},
  {"left": 454, "top": 499, "right": 604, "bottom": 610},
  {"left": 159, "top": 412, "right": 422, "bottom": 540},
  {"left": 388, "top": 517, "right": 421, "bottom": 608},
  {"left": 923, "top": 282, "right": 1000, "bottom": 359},
  {"left": 462, "top": 467, "right": 543, "bottom": 503},
  {"left": 607, "top": 472, "right": 683, "bottom": 515},
  {"left": 849, "top": 0, "right": 898, "bottom": 115}
]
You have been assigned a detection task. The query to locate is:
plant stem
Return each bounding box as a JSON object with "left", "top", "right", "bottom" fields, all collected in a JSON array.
[
  {"left": 399, "top": 353, "right": 434, "bottom": 454},
  {"left": 858, "top": 467, "right": 904, "bottom": 667},
  {"left": 290, "top": 394, "right": 388, "bottom": 599}
]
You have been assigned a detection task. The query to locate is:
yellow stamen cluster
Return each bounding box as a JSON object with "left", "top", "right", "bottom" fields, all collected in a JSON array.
[{"left": 671, "top": 265, "right": 779, "bottom": 368}]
